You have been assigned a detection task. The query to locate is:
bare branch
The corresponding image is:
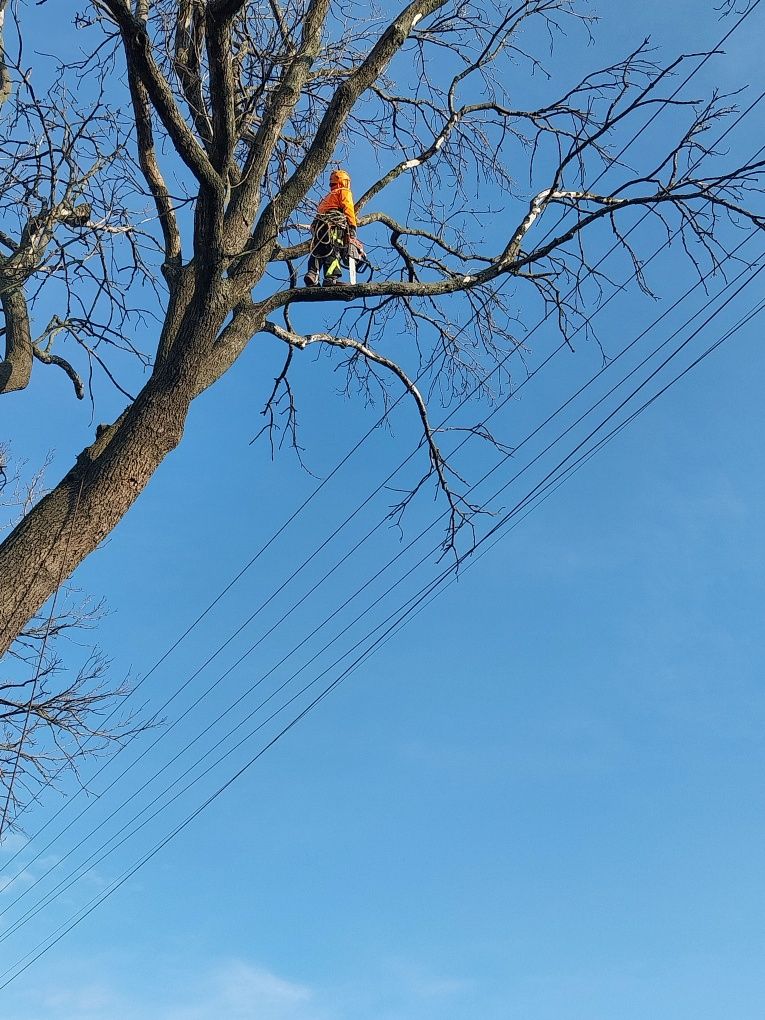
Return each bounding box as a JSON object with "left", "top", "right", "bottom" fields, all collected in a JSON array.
[{"left": 261, "top": 318, "right": 474, "bottom": 535}]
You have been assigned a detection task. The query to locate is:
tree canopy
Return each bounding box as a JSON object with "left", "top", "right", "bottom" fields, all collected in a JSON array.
[{"left": 1, "top": 0, "right": 763, "bottom": 825}]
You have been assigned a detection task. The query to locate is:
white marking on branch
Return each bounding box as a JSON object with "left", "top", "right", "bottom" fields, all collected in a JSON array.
[
  {"left": 499, "top": 188, "right": 554, "bottom": 267},
  {"left": 500, "top": 186, "right": 633, "bottom": 269}
]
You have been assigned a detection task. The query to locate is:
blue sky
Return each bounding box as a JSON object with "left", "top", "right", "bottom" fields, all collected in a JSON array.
[{"left": 2, "top": 1, "right": 765, "bottom": 1018}]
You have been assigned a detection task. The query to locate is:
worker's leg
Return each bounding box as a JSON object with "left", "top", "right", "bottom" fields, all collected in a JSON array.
[
  {"left": 304, "top": 251, "right": 321, "bottom": 287},
  {"left": 323, "top": 247, "right": 343, "bottom": 283},
  {"left": 322, "top": 228, "right": 344, "bottom": 284},
  {"left": 304, "top": 222, "right": 329, "bottom": 286}
]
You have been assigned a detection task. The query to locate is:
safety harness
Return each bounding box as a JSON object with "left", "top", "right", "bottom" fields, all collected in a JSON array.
[{"left": 310, "top": 210, "right": 372, "bottom": 281}]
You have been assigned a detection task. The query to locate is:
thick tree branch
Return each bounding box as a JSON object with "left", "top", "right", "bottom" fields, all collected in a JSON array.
[
  {"left": 0, "top": 289, "right": 32, "bottom": 395},
  {"left": 97, "top": 0, "right": 221, "bottom": 191},
  {"left": 174, "top": 0, "right": 214, "bottom": 149},
  {"left": 0, "top": 0, "right": 11, "bottom": 110},
  {"left": 31, "top": 346, "right": 85, "bottom": 400},
  {"left": 126, "top": 65, "right": 182, "bottom": 272},
  {"left": 205, "top": 5, "right": 238, "bottom": 176},
  {"left": 256, "top": 180, "right": 765, "bottom": 318}
]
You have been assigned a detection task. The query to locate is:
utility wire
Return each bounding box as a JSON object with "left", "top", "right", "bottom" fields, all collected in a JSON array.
[
  {"left": 4, "top": 91, "right": 764, "bottom": 904},
  {"left": 375, "top": 288, "right": 765, "bottom": 655},
  {"left": 3, "top": 236, "right": 763, "bottom": 951},
  {"left": 3, "top": 273, "right": 763, "bottom": 992},
  {"left": 2, "top": 207, "right": 754, "bottom": 908},
  {"left": 527, "top": 0, "right": 764, "bottom": 251}
]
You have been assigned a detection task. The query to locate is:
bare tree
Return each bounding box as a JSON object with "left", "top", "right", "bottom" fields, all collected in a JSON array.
[
  {"left": 0, "top": 444, "right": 142, "bottom": 830},
  {"left": 1, "top": 0, "right": 764, "bottom": 815},
  {"left": 0, "top": 622, "right": 138, "bottom": 832}
]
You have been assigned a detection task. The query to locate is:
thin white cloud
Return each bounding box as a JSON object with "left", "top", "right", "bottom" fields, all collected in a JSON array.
[
  {"left": 163, "top": 960, "right": 316, "bottom": 1020},
  {"left": 0, "top": 832, "right": 27, "bottom": 856},
  {"left": 40, "top": 982, "right": 117, "bottom": 1014},
  {"left": 0, "top": 853, "right": 62, "bottom": 899},
  {"left": 409, "top": 974, "right": 472, "bottom": 999},
  {"left": 7, "top": 958, "right": 321, "bottom": 1020},
  {"left": 386, "top": 957, "right": 473, "bottom": 1002},
  {"left": 5, "top": 953, "right": 475, "bottom": 1020}
]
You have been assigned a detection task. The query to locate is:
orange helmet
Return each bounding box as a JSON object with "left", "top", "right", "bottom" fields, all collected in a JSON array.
[{"left": 329, "top": 168, "right": 351, "bottom": 189}]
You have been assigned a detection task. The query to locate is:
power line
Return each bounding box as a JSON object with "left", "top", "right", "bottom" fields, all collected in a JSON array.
[
  {"left": 3, "top": 233, "right": 762, "bottom": 955},
  {"left": 3, "top": 271, "right": 763, "bottom": 992},
  {"left": 383, "top": 288, "right": 765, "bottom": 650},
  {"left": 7, "top": 54, "right": 762, "bottom": 869},
  {"left": 4, "top": 92, "right": 764, "bottom": 909}
]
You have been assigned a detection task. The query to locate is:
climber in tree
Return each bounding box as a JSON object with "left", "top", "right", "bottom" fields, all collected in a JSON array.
[{"left": 304, "top": 168, "right": 358, "bottom": 287}]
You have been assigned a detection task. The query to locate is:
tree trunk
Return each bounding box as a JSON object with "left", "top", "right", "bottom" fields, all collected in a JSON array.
[
  {"left": 0, "top": 275, "right": 230, "bottom": 658},
  {"left": 0, "top": 374, "right": 191, "bottom": 659}
]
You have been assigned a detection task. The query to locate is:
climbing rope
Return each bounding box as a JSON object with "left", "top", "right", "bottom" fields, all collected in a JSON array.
[{"left": 307, "top": 211, "right": 373, "bottom": 281}]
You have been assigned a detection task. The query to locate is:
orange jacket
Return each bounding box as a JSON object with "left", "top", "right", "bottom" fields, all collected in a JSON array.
[{"left": 317, "top": 173, "right": 357, "bottom": 228}]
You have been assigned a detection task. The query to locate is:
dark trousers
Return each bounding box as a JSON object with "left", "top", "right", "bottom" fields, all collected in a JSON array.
[
  {"left": 307, "top": 241, "right": 342, "bottom": 282},
  {"left": 306, "top": 214, "right": 346, "bottom": 283}
]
